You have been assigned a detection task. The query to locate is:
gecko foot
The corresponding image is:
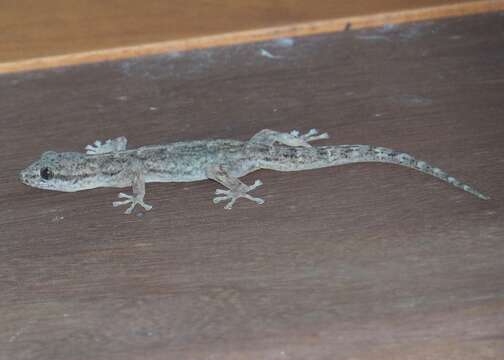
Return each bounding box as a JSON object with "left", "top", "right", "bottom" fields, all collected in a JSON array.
[
  {"left": 112, "top": 192, "right": 152, "bottom": 214},
  {"left": 289, "top": 128, "right": 329, "bottom": 146},
  {"left": 213, "top": 180, "right": 265, "bottom": 210},
  {"left": 85, "top": 137, "right": 127, "bottom": 155}
]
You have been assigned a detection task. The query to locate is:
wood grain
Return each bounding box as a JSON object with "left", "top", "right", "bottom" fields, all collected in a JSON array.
[
  {"left": 1, "top": 0, "right": 504, "bottom": 74},
  {"left": 1, "top": 13, "right": 504, "bottom": 360}
]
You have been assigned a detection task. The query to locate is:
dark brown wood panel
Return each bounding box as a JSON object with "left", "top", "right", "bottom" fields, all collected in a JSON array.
[{"left": 1, "top": 13, "right": 504, "bottom": 360}]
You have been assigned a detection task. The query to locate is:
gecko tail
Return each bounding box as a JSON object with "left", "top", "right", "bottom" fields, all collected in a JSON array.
[
  {"left": 409, "top": 157, "right": 490, "bottom": 200},
  {"left": 261, "top": 144, "right": 489, "bottom": 200},
  {"left": 340, "top": 145, "right": 490, "bottom": 200}
]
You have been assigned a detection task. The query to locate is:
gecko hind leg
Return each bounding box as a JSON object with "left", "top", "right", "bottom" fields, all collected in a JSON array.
[
  {"left": 213, "top": 180, "right": 264, "bottom": 210},
  {"left": 291, "top": 128, "right": 330, "bottom": 144},
  {"left": 249, "top": 128, "right": 329, "bottom": 147},
  {"left": 207, "top": 165, "right": 264, "bottom": 210}
]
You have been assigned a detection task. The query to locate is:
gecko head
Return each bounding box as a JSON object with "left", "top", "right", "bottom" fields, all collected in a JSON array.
[{"left": 19, "top": 151, "right": 90, "bottom": 192}]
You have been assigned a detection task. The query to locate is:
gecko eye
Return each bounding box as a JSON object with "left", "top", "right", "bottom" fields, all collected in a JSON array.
[{"left": 40, "top": 167, "right": 53, "bottom": 180}]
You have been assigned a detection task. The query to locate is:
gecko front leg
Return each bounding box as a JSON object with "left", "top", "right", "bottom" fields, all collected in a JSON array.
[
  {"left": 112, "top": 164, "right": 152, "bottom": 214},
  {"left": 207, "top": 165, "right": 264, "bottom": 210}
]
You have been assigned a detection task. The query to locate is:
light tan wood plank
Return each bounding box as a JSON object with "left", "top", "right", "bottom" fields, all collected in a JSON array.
[{"left": 1, "top": 0, "right": 503, "bottom": 73}]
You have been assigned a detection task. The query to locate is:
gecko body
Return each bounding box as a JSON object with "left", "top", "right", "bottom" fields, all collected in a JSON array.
[{"left": 20, "top": 129, "right": 489, "bottom": 214}]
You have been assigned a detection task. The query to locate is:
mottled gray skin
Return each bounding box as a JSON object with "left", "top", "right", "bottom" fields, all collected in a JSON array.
[{"left": 20, "top": 129, "right": 489, "bottom": 214}]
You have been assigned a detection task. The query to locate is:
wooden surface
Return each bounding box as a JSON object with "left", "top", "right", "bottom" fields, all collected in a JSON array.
[
  {"left": 1, "top": 12, "right": 504, "bottom": 360},
  {"left": 1, "top": 0, "right": 502, "bottom": 73}
]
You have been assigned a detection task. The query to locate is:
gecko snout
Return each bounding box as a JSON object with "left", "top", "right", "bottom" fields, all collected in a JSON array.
[
  {"left": 19, "top": 163, "right": 40, "bottom": 186},
  {"left": 19, "top": 169, "right": 30, "bottom": 185}
]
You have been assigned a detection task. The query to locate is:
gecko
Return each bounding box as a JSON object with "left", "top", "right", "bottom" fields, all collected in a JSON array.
[{"left": 19, "top": 128, "right": 489, "bottom": 214}]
